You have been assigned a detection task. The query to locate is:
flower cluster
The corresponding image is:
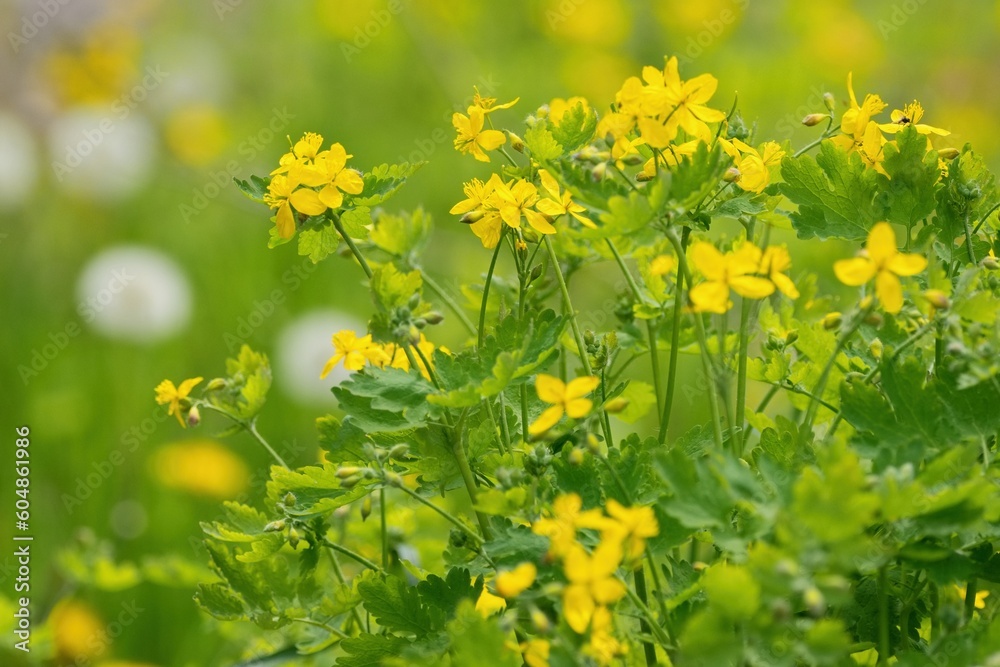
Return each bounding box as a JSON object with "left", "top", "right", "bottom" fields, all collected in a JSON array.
[
  {"left": 530, "top": 494, "right": 659, "bottom": 664},
  {"left": 263, "top": 132, "right": 364, "bottom": 239},
  {"left": 688, "top": 240, "right": 798, "bottom": 314},
  {"left": 450, "top": 170, "right": 593, "bottom": 248},
  {"left": 830, "top": 74, "right": 950, "bottom": 175},
  {"left": 320, "top": 329, "right": 445, "bottom": 380}
]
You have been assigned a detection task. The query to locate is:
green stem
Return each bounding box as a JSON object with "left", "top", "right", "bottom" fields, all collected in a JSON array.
[
  {"left": 802, "top": 305, "right": 870, "bottom": 431},
  {"left": 972, "top": 201, "right": 1000, "bottom": 235},
  {"left": 520, "top": 384, "right": 530, "bottom": 444},
  {"left": 716, "top": 314, "right": 735, "bottom": 450},
  {"left": 734, "top": 222, "right": 756, "bottom": 456},
  {"left": 421, "top": 271, "right": 476, "bottom": 337},
  {"left": 496, "top": 393, "right": 513, "bottom": 453},
  {"left": 666, "top": 228, "right": 724, "bottom": 451},
  {"left": 964, "top": 578, "right": 979, "bottom": 625},
  {"left": 659, "top": 228, "right": 689, "bottom": 445},
  {"left": 379, "top": 488, "right": 388, "bottom": 570},
  {"left": 877, "top": 566, "right": 890, "bottom": 665},
  {"left": 962, "top": 210, "right": 977, "bottom": 263},
  {"left": 331, "top": 213, "right": 373, "bottom": 279},
  {"left": 621, "top": 576, "right": 672, "bottom": 647},
  {"left": 290, "top": 616, "right": 348, "bottom": 639},
  {"left": 199, "top": 403, "right": 289, "bottom": 468},
  {"left": 634, "top": 567, "right": 659, "bottom": 666},
  {"left": 321, "top": 538, "right": 383, "bottom": 573},
  {"left": 323, "top": 547, "right": 366, "bottom": 631},
  {"left": 482, "top": 397, "right": 509, "bottom": 455},
  {"left": 478, "top": 239, "right": 504, "bottom": 348},
  {"left": 394, "top": 483, "right": 485, "bottom": 546},
  {"left": 544, "top": 236, "right": 614, "bottom": 446}
]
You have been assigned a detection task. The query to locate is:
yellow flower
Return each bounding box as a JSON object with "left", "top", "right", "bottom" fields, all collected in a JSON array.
[
  {"left": 453, "top": 106, "right": 506, "bottom": 162},
  {"left": 546, "top": 96, "right": 590, "bottom": 124},
  {"left": 563, "top": 543, "right": 627, "bottom": 633},
  {"left": 155, "top": 376, "right": 203, "bottom": 427},
  {"left": 450, "top": 175, "right": 506, "bottom": 248},
  {"left": 521, "top": 638, "right": 551, "bottom": 667},
  {"left": 760, "top": 245, "right": 800, "bottom": 299},
  {"left": 494, "top": 178, "right": 557, "bottom": 236},
  {"left": 264, "top": 174, "right": 312, "bottom": 239},
  {"left": 610, "top": 134, "right": 644, "bottom": 169},
  {"left": 603, "top": 500, "right": 658, "bottom": 563},
  {"left": 471, "top": 87, "right": 518, "bottom": 114},
  {"left": 641, "top": 56, "right": 727, "bottom": 143},
  {"left": 535, "top": 169, "right": 595, "bottom": 228},
  {"left": 833, "top": 222, "right": 927, "bottom": 314},
  {"left": 585, "top": 606, "right": 628, "bottom": 665},
  {"left": 495, "top": 562, "right": 537, "bottom": 598},
  {"left": 533, "top": 493, "right": 607, "bottom": 557},
  {"left": 529, "top": 374, "right": 600, "bottom": 435},
  {"left": 857, "top": 121, "right": 888, "bottom": 175},
  {"left": 49, "top": 599, "right": 107, "bottom": 662},
  {"left": 476, "top": 588, "right": 507, "bottom": 616},
  {"left": 879, "top": 101, "right": 949, "bottom": 137},
  {"left": 295, "top": 143, "right": 365, "bottom": 209},
  {"left": 321, "top": 330, "right": 391, "bottom": 378},
  {"left": 956, "top": 584, "right": 990, "bottom": 610},
  {"left": 719, "top": 139, "right": 785, "bottom": 193},
  {"left": 833, "top": 73, "right": 887, "bottom": 149},
  {"left": 379, "top": 335, "right": 447, "bottom": 381},
  {"left": 152, "top": 439, "right": 250, "bottom": 498},
  {"left": 640, "top": 139, "right": 701, "bottom": 178},
  {"left": 688, "top": 242, "right": 774, "bottom": 313},
  {"left": 649, "top": 254, "right": 676, "bottom": 277}
]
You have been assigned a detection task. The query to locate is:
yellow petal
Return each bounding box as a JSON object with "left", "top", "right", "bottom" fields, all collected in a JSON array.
[
  {"left": 834, "top": 257, "right": 878, "bottom": 286},
  {"left": 477, "top": 129, "right": 507, "bottom": 152},
  {"left": 538, "top": 168, "right": 560, "bottom": 199},
  {"left": 535, "top": 374, "right": 566, "bottom": 404},
  {"left": 771, "top": 272, "right": 800, "bottom": 299},
  {"left": 470, "top": 215, "right": 502, "bottom": 248},
  {"left": 318, "top": 184, "right": 344, "bottom": 210},
  {"left": 875, "top": 270, "right": 904, "bottom": 313},
  {"left": 565, "top": 375, "right": 600, "bottom": 400},
  {"left": 320, "top": 355, "right": 339, "bottom": 379},
  {"left": 276, "top": 202, "right": 295, "bottom": 239},
  {"left": 729, "top": 275, "right": 776, "bottom": 300},
  {"left": 563, "top": 585, "right": 595, "bottom": 634},
  {"left": 866, "top": 222, "right": 898, "bottom": 266},
  {"left": 534, "top": 198, "right": 564, "bottom": 218},
  {"left": 565, "top": 397, "right": 594, "bottom": 419},
  {"left": 689, "top": 281, "right": 731, "bottom": 314},
  {"left": 529, "top": 405, "right": 564, "bottom": 436},
  {"left": 334, "top": 168, "right": 365, "bottom": 195},
  {"left": 689, "top": 242, "right": 727, "bottom": 281},
  {"left": 289, "top": 188, "right": 327, "bottom": 216},
  {"left": 888, "top": 252, "right": 927, "bottom": 277},
  {"left": 177, "top": 377, "right": 204, "bottom": 397},
  {"left": 524, "top": 208, "right": 556, "bottom": 235},
  {"left": 591, "top": 577, "right": 628, "bottom": 605},
  {"left": 495, "top": 563, "right": 537, "bottom": 598},
  {"left": 476, "top": 589, "right": 506, "bottom": 617}
]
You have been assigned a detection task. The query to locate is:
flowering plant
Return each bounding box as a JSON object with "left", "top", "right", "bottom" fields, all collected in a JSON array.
[{"left": 157, "top": 57, "right": 1000, "bottom": 665}]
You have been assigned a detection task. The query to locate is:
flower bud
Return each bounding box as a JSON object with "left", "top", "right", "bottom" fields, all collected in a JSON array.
[
  {"left": 802, "top": 113, "right": 828, "bottom": 127},
  {"left": 408, "top": 293, "right": 422, "bottom": 310},
  {"left": 784, "top": 330, "right": 799, "bottom": 345},
  {"left": 507, "top": 131, "right": 525, "bottom": 153},
  {"left": 823, "top": 92, "right": 835, "bottom": 111},
  {"left": 567, "top": 447, "right": 585, "bottom": 466},
  {"left": 530, "top": 608, "right": 552, "bottom": 634},
  {"left": 283, "top": 492, "right": 297, "bottom": 507},
  {"left": 340, "top": 474, "right": 363, "bottom": 489},
  {"left": 803, "top": 587, "right": 826, "bottom": 617},
  {"left": 263, "top": 519, "right": 286, "bottom": 532},
  {"left": 388, "top": 443, "right": 410, "bottom": 460},
  {"left": 937, "top": 147, "right": 960, "bottom": 160},
  {"left": 603, "top": 397, "right": 629, "bottom": 413},
  {"left": 591, "top": 162, "right": 607, "bottom": 182},
  {"left": 287, "top": 526, "right": 301, "bottom": 549},
  {"left": 723, "top": 166, "right": 741, "bottom": 183},
  {"left": 337, "top": 466, "right": 364, "bottom": 478},
  {"left": 869, "top": 338, "right": 883, "bottom": 360},
  {"left": 205, "top": 378, "right": 227, "bottom": 392},
  {"left": 864, "top": 311, "right": 883, "bottom": 327},
  {"left": 424, "top": 311, "right": 445, "bottom": 325},
  {"left": 384, "top": 472, "right": 404, "bottom": 487},
  {"left": 635, "top": 171, "right": 654, "bottom": 182},
  {"left": 460, "top": 209, "right": 485, "bottom": 224},
  {"left": 361, "top": 496, "right": 373, "bottom": 521},
  {"left": 820, "top": 312, "right": 842, "bottom": 330},
  {"left": 924, "top": 289, "right": 950, "bottom": 310},
  {"left": 186, "top": 405, "right": 201, "bottom": 428},
  {"left": 413, "top": 318, "right": 427, "bottom": 329},
  {"left": 529, "top": 263, "right": 543, "bottom": 283},
  {"left": 981, "top": 255, "right": 999, "bottom": 270}
]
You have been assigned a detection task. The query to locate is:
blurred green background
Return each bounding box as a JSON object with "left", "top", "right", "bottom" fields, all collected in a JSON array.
[{"left": 2, "top": 0, "right": 999, "bottom": 664}]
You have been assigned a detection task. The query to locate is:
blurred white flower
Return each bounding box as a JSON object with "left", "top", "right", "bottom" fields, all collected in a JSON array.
[
  {"left": 275, "top": 309, "right": 365, "bottom": 405},
  {"left": 0, "top": 113, "right": 38, "bottom": 207},
  {"left": 76, "top": 245, "right": 192, "bottom": 342},
  {"left": 48, "top": 106, "right": 156, "bottom": 200}
]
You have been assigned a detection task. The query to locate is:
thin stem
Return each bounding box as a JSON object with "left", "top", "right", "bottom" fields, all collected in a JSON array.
[
  {"left": 482, "top": 397, "right": 509, "bottom": 455},
  {"left": 802, "top": 305, "right": 871, "bottom": 430},
  {"left": 496, "top": 393, "right": 513, "bottom": 452},
  {"left": 379, "top": 488, "right": 388, "bottom": 570},
  {"left": 666, "top": 228, "right": 725, "bottom": 451},
  {"left": 972, "top": 201, "right": 1000, "bottom": 235},
  {"left": 331, "top": 213, "right": 373, "bottom": 279},
  {"left": 634, "top": 567, "right": 659, "bottom": 666},
  {"left": 962, "top": 210, "right": 977, "bottom": 263},
  {"left": 735, "top": 222, "right": 756, "bottom": 456},
  {"left": 394, "top": 483, "right": 484, "bottom": 545},
  {"left": 544, "top": 236, "right": 614, "bottom": 446},
  {"left": 621, "top": 576, "right": 672, "bottom": 647},
  {"left": 716, "top": 314, "right": 735, "bottom": 450},
  {"left": 289, "top": 616, "right": 348, "bottom": 639},
  {"left": 199, "top": 403, "right": 289, "bottom": 468},
  {"left": 321, "top": 538, "right": 383, "bottom": 573},
  {"left": 964, "top": 578, "right": 979, "bottom": 625},
  {"left": 421, "top": 271, "right": 476, "bottom": 337},
  {"left": 659, "top": 229, "right": 689, "bottom": 445},
  {"left": 478, "top": 239, "right": 504, "bottom": 348},
  {"left": 323, "top": 548, "right": 366, "bottom": 630}
]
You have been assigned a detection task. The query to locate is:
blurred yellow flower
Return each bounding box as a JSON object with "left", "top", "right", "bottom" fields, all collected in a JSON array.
[
  {"left": 533, "top": 493, "right": 607, "bottom": 557},
  {"left": 761, "top": 246, "right": 800, "bottom": 299},
  {"left": 563, "top": 542, "right": 627, "bottom": 633},
  {"left": 495, "top": 562, "right": 537, "bottom": 598},
  {"left": 152, "top": 440, "right": 250, "bottom": 498},
  {"left": 649, "top": 254, "right": 676, "bottom": 277},
  {"left": 154, "top": 377, "right": 202, "bottom": 427},
  {"left": 165, "top": 105, "right": 229, "bottom": 166},
  {"left": 521, "top": 638, "right": 551, "bottom": 667},
  {"left": 546, "top": 96, "right": 591, "bottom": 125},
  {"left": 321, "top": 330, "right": 390, "bottom": 377},
  {"left": 956, "top": 584, "right": 990, "bottom": 610},
  {"left": 49, "top": 599, "right": 106, "bottom": 662},
  {"left": 453, "top": 106, "right": 506, "bottom": 162},
  {"left": 586, "top": 605, "right": 628, "bottom": 664},
  {"left": 529, "top": 374, "right": 600, "bottom": 435},
  {"left": 475, "top": 588, "right": 506, "bottom": 616},
  {"left": 688, "top": 242, "right": 774, "bottom": 313},
  {"left": 834, "top": 222, "right": 927, "bottom": 314},
  {"left": 603, "top": 500, "right": 658, "bottom": 563}
]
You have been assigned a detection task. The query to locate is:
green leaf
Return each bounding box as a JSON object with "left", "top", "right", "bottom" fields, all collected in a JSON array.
[
  {"left": 339, "top": 206, "right": 372, "bottom": 239},
  {"left": 371, "top": 262, "right": 422, "bottom": 311},
  {"left": 483, "top": 520, "right": 549, "bottom": 568},
  {"left": 352, "top": 162, "right": 424, "bottom": 207},
  {"left": 195, "top": 582, "right": 247, "bottom": 620},
  {"left": 338, "top": 634, "right": 409, "bottom": 667},
  {"left": 614, "top": 380, "right": 657, "bottom": 423},
  {"left": 670, "top": 142, "right": 725, "bottom": 209},
  {"left": 779, "top": 141, "right": 878, "bottom": 241},
  {"left": 701, "top": 563, "right": 760, "bottom": 621},
  {"left": 791, "top": 443, "right": 879, "bottom": 544},
  {"left": 548, "top": 101, "right": 597, "bottom": 153},
  {"left": 357, "top": 572, "right": 443, "bottom": 635},
  {"left": 877, "top": 125, "right": 940, "bottom": 229},
  {"left": 234, "top": 175, "right": 269, "bottom": 202},
  {"left": 447, "top": 600, "right": 522, "bottom": 667},
  {"left": 333, "top": 366, "right": 435, "bottom": 433},
  {"left": 215, "top": 345, "right": 272, "bottom": 420},
  {"left": 708, "top": 191, "right": 767, "bottom": 219},
  {"left": 524, "top": 124, "right": 563, "bottom": 162},
  {"left": 592, "top": 187, "right": 658, "bottom": 238},
  {"left": 266, "top": 463, "right": 372, "bottom": 520},
  {"left": 297, "top": 221, "right": 341, "bottom": 263},
  {"left": 416, "top": 568, "right": 483, "bottom": 616},
  {"left": 370, "top": 208, "right": 432, "bottom": 258}
]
